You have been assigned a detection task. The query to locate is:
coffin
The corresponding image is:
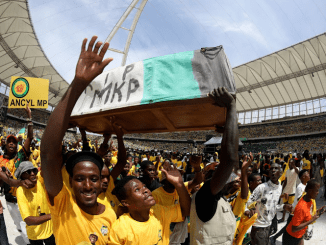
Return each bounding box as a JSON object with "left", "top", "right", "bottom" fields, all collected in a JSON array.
[{"left": 69, "top": 46, "right": 236, "bottom": 134}]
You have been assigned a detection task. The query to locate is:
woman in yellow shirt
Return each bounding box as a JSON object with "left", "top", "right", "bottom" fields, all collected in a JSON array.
[
  {"left": 16, "top": 161, "right": 55, "bottom": 244},
  {"left": 108, "top": 166, "right": 191, "bottom": 245}
]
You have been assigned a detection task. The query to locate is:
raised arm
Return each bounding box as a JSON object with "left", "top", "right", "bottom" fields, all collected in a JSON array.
[
  {"left": 162, "top": 165, "right": 191, "bottom": 217},
  {"left": 23, "top": 104, "right": 33, "bottom": 152},
  {"left": 41, "top": 36, "right": 113, "bottom": 203},
  {"left": 80, "top": 128, "right": 91, "bottom": 152},
  {"left": 240, "top": 153, "right": 253, "bottom": 199},
  {"left": 97, "top": 134, "right": 111, "bottom": 158},
  {"left": 186, "top": 155, "right": 204, "bottom": 191},
  {"left": 110, "top": 118, "right": 127, "bottom": 181},
  {"left": 209, "top": 88, "right": 238, "bottom": 195}
]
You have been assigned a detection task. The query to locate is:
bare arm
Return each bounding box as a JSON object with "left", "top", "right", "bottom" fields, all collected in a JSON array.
[
  {"left": 41, "top": 36, "right": 113, "bottom": 204},
  {"left": 240, "top": 153, "right": 253, "bottom": 199},
  {"left": 23, "top": 104, "right": 33, "bottom": 152},
  {"left": 80, "top": 128, "right": 90, "bottom": 152},
  {"left": 0, "top": 170, "right": 34, "bottom": 188},
  {"left": 24, "top": 214, "right": 51, "bottom": 226},
  {"left": 209, "top": 88, "right": 238, "bottom": 196},
  {"left": 97, "top": 134, "right": 111, "bottom": 158},
  {"left": 110, "top": 119, "right": 127, "bottom": 181},
  {"left": 162, "top": 166, "right": 191, "bottom": 217},
  {"left": 292, "top": 216, "right": 317, "bottom": 233},
  {"left": 187, "top": 155, "right": 204, "bottom": 191},
  {"left": 154, "top": 156, "right": 160, "bottom": 171}
]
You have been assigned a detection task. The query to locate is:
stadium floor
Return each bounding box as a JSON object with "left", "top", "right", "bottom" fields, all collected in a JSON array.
[{"left": 1, "top": 194, "right": 326, "bottom": 245}]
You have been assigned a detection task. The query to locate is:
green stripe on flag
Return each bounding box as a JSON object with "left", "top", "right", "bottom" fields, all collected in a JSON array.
[
  {"left": 141, "top": 51, "right": 201, "bottom": 105},
  {"left": 18, "top": 128, "right": 25, "bottom": 134}
]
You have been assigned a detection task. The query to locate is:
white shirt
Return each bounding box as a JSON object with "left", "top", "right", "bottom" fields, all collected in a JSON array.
[
  {"left": 293, "top": 183, "right": 306, "bottom": 210},
  {"left": 284, "top": 167, "right": 299, "bottom": 195},
  {"left": 246, "top": 180, "right": 284, "bottom": 228}
]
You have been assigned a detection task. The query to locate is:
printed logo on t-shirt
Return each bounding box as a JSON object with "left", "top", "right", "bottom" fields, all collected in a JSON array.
[
  {"left": 158, "top": 229, "right": 162, "bottom": 241},
  {"left": 101, "top": 225, "right": 108, "bottom": 236}
]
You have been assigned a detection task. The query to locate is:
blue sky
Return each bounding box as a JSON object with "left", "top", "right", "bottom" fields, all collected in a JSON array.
[{"left": 28, "top": 0, "right": 326, "bottom": 84}]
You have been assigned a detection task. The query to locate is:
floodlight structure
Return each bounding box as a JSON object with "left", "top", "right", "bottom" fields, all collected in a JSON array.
[{"left": 104, "top": 0, "right": 148, "bottom": 66}]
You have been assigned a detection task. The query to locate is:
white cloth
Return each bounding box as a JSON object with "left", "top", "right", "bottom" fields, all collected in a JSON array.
[
  {"left": 246, "top": 180, "right": 283, "bottom": 228},
  {"left": 190, "top": 192, "right": 235, "bottom": 245},
  {"left": 169, "top": 218, "right": 189, "bottom": 245},
  {"left": 293, "top": 183, "right": 306, "bottom": 209},
  {"left": 284, "top": 167, "right": 299, "bottom": 195}
]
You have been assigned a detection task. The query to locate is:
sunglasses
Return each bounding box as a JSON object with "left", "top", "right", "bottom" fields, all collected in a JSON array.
[{"left": 24, "top": 168, "right": 38, "bottom": 175}]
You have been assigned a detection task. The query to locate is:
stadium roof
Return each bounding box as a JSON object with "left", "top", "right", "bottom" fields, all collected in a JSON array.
[
  {"left": 1, "top": 1, "right": 326, "bottom": 111},
  {"left": 0, "top": 0, "right": 69, "bottom": 107},
  {"left": 233, "top": 33, "right": 326, "bottom": 112}
]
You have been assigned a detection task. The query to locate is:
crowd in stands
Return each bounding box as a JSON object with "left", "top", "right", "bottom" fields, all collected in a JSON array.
[
  {"left": 0, "top": 36, "right": 325, "bottom": 245},
  {"left": 7, "top": 108, "right": 51, "bottom": 125},
  {"left": 239, "top": 115, "right": 326, "bottom": 138}
]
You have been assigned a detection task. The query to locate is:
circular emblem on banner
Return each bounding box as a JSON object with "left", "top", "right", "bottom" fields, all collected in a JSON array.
[{"left": 12, "top": 78, "right": 29, "bottom": 98}]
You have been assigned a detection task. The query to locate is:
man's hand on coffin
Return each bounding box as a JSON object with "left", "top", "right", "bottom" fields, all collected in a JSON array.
[{"left": 209, "top": 87, "right": 236, "bottom": 109}]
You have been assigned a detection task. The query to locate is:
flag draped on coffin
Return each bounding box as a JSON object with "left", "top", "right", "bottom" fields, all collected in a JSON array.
[{"left": 71, "top": 46, "right": 236, "bottom": 117}]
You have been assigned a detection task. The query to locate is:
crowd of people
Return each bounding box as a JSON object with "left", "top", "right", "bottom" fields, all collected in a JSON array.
[{"left": 0, "top": 36, "right": 325, "bottom": 245}]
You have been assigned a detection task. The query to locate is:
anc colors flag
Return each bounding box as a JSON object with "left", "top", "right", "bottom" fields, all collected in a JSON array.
[{"left": 17, "top": 127, "right": 25, "bottom": 138}]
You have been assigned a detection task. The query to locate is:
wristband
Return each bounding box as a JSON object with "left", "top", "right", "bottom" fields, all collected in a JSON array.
[{"left": 28, "top": 122, "right": 33, "bottom": 126}]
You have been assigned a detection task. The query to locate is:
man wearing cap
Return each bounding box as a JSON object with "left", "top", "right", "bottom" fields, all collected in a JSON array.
[
  {"left": 41, "top": 36, "right": 116, "bottom": 244},
  {"left": 0, "top": 104, "right": 33, "bottom": 243},
  {"left": 16, "top": 161, "right": 55, "bottom": 245}
]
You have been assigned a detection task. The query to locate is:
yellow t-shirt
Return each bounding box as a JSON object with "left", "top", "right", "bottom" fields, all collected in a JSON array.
[
  {"left": 6, "top": 158, "right": 18, "bottom": 197},
  {"left": 61, "top": 167, "right": 73, "bottom": 195},
  {"left": 152, "top": 187, "right": 179, "bottom": 206},
  {"left": 176, "top": 161, "right": 187, "bottom": 170},
  {"left": 183, "top": 181, "right": 204, "bottom": 195},
  {"left": 225, "top": 189, "right": 250, "bottom": 218},
  {"left": 280, "top": 162, "right": 289, "bottom": 182},
  {"left": 35, "top": 155, "right": 41, "bottom": 165},
  {"left": 157, "top": 170, "right": 163, "bottom": 182},
  {"left": 302, "top": 158, "right": 311, "bottom": 170},
  {"left": 31, "top": 149, "right": 40, "bottom": 159},
  {"left": 98, "top": 176, "right": 120, "bottom": 214},
  {"left": 17, "top": 177, "right": 53, "bottom": 240},
  {"left": 111, "top": 151, "right": 118, "bottom": 165},
  {"left": 108, "top": 204, "right": 182, "bottom": 245},
  {"left": 320, "top": 169, "right": 324, "bottom": 178},
  {"left": 128, "top": 165, "right": 136, "bottom": 176},
  {"left": 47, "top": 184, "right": 116, "bottom": 245}
]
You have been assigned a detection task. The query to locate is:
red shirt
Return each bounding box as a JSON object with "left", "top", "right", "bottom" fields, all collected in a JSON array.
[{"left": 286, "top": 197, "right": 313, "bottom": 238}]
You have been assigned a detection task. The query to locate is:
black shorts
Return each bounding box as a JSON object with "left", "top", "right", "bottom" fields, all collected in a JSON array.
[{"left": 282, "top": 230, "right": 302, "bottom": 245}]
